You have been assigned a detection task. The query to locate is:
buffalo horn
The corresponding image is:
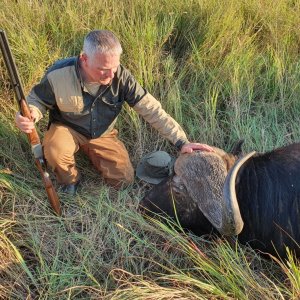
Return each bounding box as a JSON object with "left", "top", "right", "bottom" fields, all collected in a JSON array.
[{"left": 222, "top": 151, "right": 256, "bottom": 235}]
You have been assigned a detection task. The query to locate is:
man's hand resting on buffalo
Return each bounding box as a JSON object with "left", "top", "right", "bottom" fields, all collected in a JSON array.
[{"left": 180, "top": 143, "right": 215, "bottom": 154}]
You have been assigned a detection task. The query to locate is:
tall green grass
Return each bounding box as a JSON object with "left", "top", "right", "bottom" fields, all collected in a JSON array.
[{"left": 1, "top": 0, "right": 300, "bottom": 298}]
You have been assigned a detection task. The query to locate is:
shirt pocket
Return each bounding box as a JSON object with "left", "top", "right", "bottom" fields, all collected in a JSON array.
[{"left": 56, "top": 95, "right": 85, "bottom": 113}]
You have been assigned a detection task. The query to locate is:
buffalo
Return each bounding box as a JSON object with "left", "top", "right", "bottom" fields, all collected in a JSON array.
[{"left": 140, "top": 142, "right": 300, "bottom": 258}]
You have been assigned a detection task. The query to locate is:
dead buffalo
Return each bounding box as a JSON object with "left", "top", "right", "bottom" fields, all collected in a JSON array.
[{"left": 140, "top": 142, "right": 300, "bottom": 258}]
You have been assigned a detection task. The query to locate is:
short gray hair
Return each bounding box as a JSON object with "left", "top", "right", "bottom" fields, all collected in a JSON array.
[{"left": 83, "top": 30, "right": 122, "bottom": 57}]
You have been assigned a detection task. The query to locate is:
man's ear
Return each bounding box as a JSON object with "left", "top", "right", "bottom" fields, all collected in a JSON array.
[{"left": 80, "top": 52, "right": 88, "bottom": 63}]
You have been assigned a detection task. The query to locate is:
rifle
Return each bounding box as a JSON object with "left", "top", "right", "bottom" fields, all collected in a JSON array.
[{"left": 0, "top": 30, "right": 61, "bottom": 215}]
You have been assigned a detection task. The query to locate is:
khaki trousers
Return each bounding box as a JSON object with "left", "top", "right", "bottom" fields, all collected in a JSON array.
[{"left": 43, "top": 124, "right": 134, "bottom": 188}]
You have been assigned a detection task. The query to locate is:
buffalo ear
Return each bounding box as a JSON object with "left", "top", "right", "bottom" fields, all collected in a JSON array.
[
  {"left": 230, "top": 140, "right": 244, "bottom": 156},
  {"left": 220, "top": 140, "right": 244, "bottom": 170}
]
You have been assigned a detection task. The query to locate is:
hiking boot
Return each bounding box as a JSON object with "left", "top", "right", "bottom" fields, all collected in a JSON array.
[{"left": 59, "top": 181, "right": 80, "bottom": 196}]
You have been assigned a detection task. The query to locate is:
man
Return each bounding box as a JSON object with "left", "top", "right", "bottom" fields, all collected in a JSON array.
[{"left": 16, "top": 30, "right": 213, "bottom": 194}]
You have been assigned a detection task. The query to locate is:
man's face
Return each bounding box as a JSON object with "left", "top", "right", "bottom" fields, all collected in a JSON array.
[{"left": 81, "top": 52, "right": 120, "bottom": 85}]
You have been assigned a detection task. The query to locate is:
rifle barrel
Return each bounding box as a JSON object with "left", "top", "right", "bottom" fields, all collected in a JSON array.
[
  {"left": 0, "top": 30, "right": 26, "bottom": 103},
  {"left": 0, "top": 29, "right": 61, "bottom": 215}
]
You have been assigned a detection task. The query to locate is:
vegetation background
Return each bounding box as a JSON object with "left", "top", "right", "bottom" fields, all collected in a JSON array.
[{"left": 0, "top": 0, "right": 300, "bottom": 299}]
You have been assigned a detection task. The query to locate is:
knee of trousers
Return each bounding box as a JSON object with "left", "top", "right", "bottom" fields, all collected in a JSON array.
[{"left": 43, "top": 144, "right": 75, "bottom": 169}]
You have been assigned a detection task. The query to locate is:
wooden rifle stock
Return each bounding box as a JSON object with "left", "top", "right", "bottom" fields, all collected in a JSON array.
[{"left": 0, "top": 30, "right": 61, "bottom": 215}]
